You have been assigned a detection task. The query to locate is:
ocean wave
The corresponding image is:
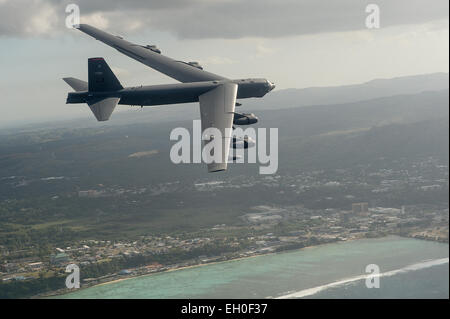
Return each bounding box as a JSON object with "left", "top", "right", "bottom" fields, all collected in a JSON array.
[{"left": 275, "top": 257, "right": 449, "bottom": 299}]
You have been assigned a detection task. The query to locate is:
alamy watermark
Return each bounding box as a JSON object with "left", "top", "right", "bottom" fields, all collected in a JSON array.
[
  {"left": 170, "top": 120, "right": 279, "bottom": 174},
  {"left": 365, "top": 4, "right": 380, "bottom": 29},
  {"left": 65, "top": 4, "right": 80, "bottom": 29},
  {"left": 365, "top": 264, "right": 380, "bottom": 288},
  {"left": 65, "top": 263, "right": 80, "bottom": 289}
]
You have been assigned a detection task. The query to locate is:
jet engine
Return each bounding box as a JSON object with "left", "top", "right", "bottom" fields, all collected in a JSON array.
[
  {"left": 187, "top": 61, "right": 203, "bottom": 70},
  {"left": 144, "top": 45, "right": 161, "bottom": 54},
  {"left": 233, "top": 112, "right": 258, "bottom": 125}
]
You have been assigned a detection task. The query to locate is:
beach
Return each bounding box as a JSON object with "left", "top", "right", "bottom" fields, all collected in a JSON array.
[{"left": 51, "top": 236, "right": 449, "bottom": 299}]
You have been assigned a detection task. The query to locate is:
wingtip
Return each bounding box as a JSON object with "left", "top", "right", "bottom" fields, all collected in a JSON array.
[
  {"left": 75, "top": 24, "right": 91, "bottom": 32},
  {"left": 75, "top": 23, "right": 89, "bottom": 29}
]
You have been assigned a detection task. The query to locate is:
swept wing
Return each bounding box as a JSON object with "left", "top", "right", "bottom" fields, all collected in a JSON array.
[{"left": 76, "top": 24, "right": 227, "bottom": 83}]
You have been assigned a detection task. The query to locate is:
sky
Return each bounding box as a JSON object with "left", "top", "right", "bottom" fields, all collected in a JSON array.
[{"left": 0, "top": 0, "right": 448, "bottom": 127}]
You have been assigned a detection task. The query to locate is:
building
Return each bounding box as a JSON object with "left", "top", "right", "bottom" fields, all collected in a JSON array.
[
  {"left": 50, "top": 253, "right": 70, "bottom": 265},
  {"left": 27, "top": 262, "right": 43, "bottom": 271},
  {"left": 352, "top": 202, "right": 369, "bottom": 214},
  {"left": 78, "top": 190, "right": 105, "bottom": 198}
]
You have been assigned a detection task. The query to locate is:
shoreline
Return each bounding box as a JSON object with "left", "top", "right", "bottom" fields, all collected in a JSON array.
[
  {"left": 39, "top": 234, "right": 448, "bottom": 298},
  {"left": 93, "top": 252, "right": 269, "bottom": 289},
  {"left": 41, "top": 237, "right": 351, "bottom": 298},
  {"left": 41, "top": 235, "right": 393, "bottom": 298}
]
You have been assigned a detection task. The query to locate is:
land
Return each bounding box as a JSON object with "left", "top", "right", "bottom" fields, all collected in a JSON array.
[{"left": 0, "top": 74, "right": 448, "bottom": 298}]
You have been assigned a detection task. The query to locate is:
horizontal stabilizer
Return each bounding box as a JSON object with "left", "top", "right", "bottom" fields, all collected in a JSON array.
[
  {"left": 63, "top": 77, "right": 88, "bottom": 92},
  {"left": 87, "top": 97, "right": 120, "bottom": 121}
]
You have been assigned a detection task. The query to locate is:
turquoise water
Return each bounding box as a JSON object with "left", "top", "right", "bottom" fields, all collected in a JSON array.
[{"left": 55, "top": 236, "right": 449, "bottom": 299}]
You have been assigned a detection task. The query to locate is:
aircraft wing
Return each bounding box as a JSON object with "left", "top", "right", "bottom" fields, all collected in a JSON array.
[
  {"left": 76, "top": 24, "right": 227, "bottom": 83},
  {"left": 199, "top": 83, "right": 237, "bottom": 172}
]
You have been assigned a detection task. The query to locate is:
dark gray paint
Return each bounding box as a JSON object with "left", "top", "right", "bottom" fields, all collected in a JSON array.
[
  {"left": 67, "top": 77, "right": 273, "bottom": 107},
  {"left": 66, "top": 24, "right": 275, "bottom": 107},
  {"left": 76, "top": 24, "right": 227, "bottom": 83}
]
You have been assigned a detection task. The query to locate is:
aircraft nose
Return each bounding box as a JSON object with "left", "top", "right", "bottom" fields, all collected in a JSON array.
[{"left": 267, "top": 80, "right": 275, "bottom": 91}]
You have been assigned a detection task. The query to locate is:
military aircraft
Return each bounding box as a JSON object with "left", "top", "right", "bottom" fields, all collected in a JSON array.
[{"left": 64, "top": 24, "right": 275, "bottom": 172}]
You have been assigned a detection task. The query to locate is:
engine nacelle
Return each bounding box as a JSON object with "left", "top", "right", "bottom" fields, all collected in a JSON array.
[
  {"left": 144, "top": 45, "right": 161, "bottom": 54},
  {"left": 233, "top": 112, "right": 258, "bottom": 125},
  {"left": 187, "top": 61, "right": 203, "bottom": 70}
]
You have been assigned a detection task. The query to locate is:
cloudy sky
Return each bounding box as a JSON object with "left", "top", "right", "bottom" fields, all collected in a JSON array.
[{"left": 0, "top": 0, "right": 448, "bottom": 126}]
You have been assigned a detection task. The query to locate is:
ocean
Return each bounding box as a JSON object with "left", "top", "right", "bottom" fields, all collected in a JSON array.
[{"left": 55, "top": 236, "right": 449, "bottom": 299}]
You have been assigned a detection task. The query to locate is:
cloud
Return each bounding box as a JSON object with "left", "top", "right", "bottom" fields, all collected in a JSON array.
[
  {"left": 0, "top": 0, "right": 448, "bottom": 38},
  {"left": 25, "top": 1, "right": 58, "bottom": 35},
  {"left": 200, "top": 56, "right": 235, "bottom": 65},
  {"left": 0, "top": 0, "right": 59, "bottom": 36},
  {"left": 255, "top": 42, "right": 277, "bottom": 58},
  {"left": 80, "top": 12, "right": 109, "bottom": 30}
]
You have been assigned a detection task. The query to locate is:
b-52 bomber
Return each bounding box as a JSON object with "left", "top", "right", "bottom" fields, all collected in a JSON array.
[{"left": 64, "top": 24, "right": 275, "bottom": 172}]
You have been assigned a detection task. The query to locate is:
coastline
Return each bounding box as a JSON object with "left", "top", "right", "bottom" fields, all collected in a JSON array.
[
  {"left": 94, "top": 253, "right": 268, "bottom": 289},
  {"left": 40, "top": 234, "right": 448, "bottom": 298},
  {"left": 41, "top": 235, "right": 375, "bottom": 298},
  {"left": 41, "top": 237, "right": 350, "bottom": 298}
]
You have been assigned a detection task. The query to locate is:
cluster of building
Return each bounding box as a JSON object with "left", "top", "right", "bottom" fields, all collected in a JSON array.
[
  {"left": 2, "top": 199, "right": 447, "bottom": 285},
  {"left": 1, "top": 156, "right": 447, "bottom": 288},
  {"left": 78, "top": 185, "right": 147, "bottom": 198}
]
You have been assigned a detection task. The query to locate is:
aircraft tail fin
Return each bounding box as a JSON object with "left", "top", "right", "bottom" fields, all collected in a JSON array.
[
  {"left": 64, "top": 58, "right": 122, "bottom": 121},
  {"left": 88, "top": 57, "right": 123, "bottom": 92}
]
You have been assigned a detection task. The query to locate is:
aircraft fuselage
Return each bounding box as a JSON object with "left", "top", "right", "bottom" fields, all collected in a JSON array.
[{"left": 67, "top": 78, "right": 273, "bottom": 106}]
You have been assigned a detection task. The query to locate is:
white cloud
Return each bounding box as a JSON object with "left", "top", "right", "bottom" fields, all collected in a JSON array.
[
  {"left": 255, "top": 42, "right": 277, "bottom": 58},
  {"left": 80, "top": 12, "right": 109, "bottom": 30},
  {"left": 24, "top": 2, "right": 58, "bottom": 35},
  {"left": 0, "top": 0, "right": 448, "bottom": 38},
  {"left": 201, "top": 56, "right": 235, "bottom": 65}
]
